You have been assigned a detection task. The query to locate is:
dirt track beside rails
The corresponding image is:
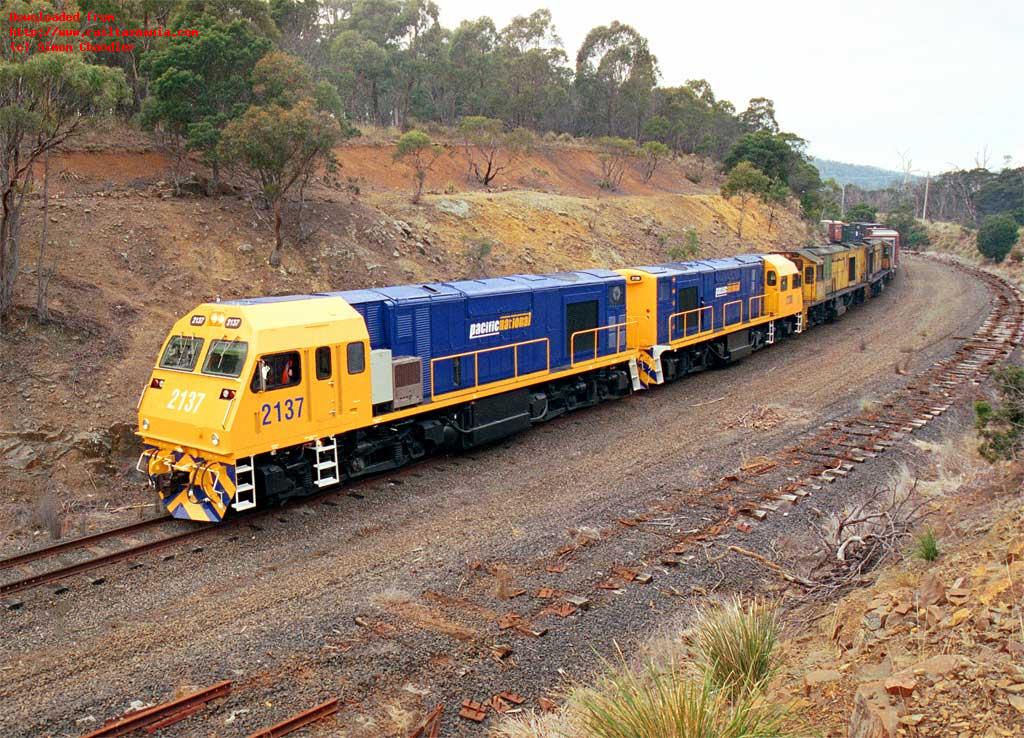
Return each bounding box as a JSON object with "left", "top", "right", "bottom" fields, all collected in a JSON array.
[{"left": 0, "top": 256, "right": 995, "bottom": 737}]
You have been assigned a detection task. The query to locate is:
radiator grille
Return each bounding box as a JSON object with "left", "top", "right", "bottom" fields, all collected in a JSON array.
[{"left": 394, "top": 358, "right": 421, "bottom": 387}]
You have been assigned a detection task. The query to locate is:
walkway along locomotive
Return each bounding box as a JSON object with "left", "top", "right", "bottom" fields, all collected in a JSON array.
[{"left": 137, "top": 232, "right": 898, "bottom": 522}]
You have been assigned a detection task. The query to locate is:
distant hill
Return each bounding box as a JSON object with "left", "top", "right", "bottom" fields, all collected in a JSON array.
[{"left": 811, "top": 157, "right": 913, "bottom": 190}]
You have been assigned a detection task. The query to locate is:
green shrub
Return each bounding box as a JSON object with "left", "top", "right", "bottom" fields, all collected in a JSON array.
[
  {"left": 667, "top": 228, "right": 700, "bottom": 261},
  {"left": 977, "top": 214, "right": 1020, "bottom": 262},
  {"left": 907, "top": 228, "right": 930, "bottom": 248},
  {"left": 975, "top": 363, "right": 1024, "bottom": 461},
  {"left": 914, "top": 528, "right": 940, "bottom": 561},
  {"left": 694, "top": 597, "right": 781, "bottom": 695},
  {"left": 845, "top": 203, "right": 877, "bottom": 222}
]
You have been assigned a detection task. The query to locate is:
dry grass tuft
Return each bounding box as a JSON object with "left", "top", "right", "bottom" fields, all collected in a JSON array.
[
  {"left": 32, "top": 484, "right": 65, "bottom": 540},
  {"left": 492, "top": 601, "right": 789, "bottom": 738},
  {"left": 858, "top": 397, "right": 881, "bottom": 413},
  {"left": 574, "top": 659, "right": 788, "bottom": 738},
  {"left": 693, "top": 597, "right": 781, "bottom": 695},
  {"left": 369, "top": 588, "right": 414, "bottom": 608}
]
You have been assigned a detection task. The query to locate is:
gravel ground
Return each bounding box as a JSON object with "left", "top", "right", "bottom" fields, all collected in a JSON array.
[{"left": 0, "top": 256, "right": 994, "bottom": 737}]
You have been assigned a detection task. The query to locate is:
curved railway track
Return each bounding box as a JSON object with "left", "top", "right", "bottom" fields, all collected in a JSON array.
[
  {"left": 418, "top": 255, "right": 1024, "bottom": 662},
  {"left": 3, "top": 256, "right": 1019, "bottom": 611}
]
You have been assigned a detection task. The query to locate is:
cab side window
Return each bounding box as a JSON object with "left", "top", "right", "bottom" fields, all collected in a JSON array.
[
  {"left": 793, "top": 274, "right": 802, "bottom": 288},
  {"left": 766, "top": 271, "right": 777, "bottom": 286},
  {"left": 804, "top": 266, "right": 814, "bottom": 283},
  {"left": 251, "top": 351, "right": 301, "bottom": 391},
  {"left": 347, "top": 342, "right": 365, "bottom": 374},
  {"left": 780, "top": 276, "right": 788, "bottom": 290},
  {"left": 315, "top": 346, "right": 332, "bottom": 380}
]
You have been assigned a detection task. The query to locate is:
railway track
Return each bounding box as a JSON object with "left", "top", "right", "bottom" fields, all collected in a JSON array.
[
  {"left": 366, "top": 256, "right": 1024, "bottom": 731},
  {"left": 0, "top": 515, "right": 206, "bottom": 599},
  {"left": 545, "top": 259, "right": 1022, "bottom": 577},
  {"left": 0, "top": 466, "right": 417, "bottom": 603},
  {"left": 75, "top": 678, "right": 337, "bottom": 738}
]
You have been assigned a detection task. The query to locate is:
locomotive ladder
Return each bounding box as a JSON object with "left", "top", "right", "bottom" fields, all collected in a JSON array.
[
  {"left": 795, "top": 312, "right": 804, "bottom": 334},
  {"left": 766, "top": 321, "right": 776, "bottom": 345},
  {"left": 313, "top": 438, "right": 340, "bottom": 488},
  {"left": 232, "top": 456, "right": 257, "bottom": 511}
]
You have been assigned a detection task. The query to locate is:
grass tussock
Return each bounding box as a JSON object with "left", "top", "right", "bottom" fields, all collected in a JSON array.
[
  {"left": 694, "top": 597, "right": 781, "bottom": 695},
  {"left": 914, "top": 528, "right": 941, "bottom": 561},
  {"left": 576, "top": 664, "right": 787, "bottom": 738},
  {"left": 32, "top": 484, "right": 65, "bottom": 540},
  {"left": 492, "top": 598, "right": 790, "bottom": 738}
]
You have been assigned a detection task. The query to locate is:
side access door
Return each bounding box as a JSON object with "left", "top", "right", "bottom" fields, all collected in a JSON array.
[{"left": 309, "top": 345, "right": 338, "bottom": 424}]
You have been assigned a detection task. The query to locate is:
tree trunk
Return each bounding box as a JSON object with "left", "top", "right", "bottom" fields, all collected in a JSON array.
[
  {"left": 0, "top": 182, "right": 23, "bottom": 326},
  {"left": 209, "top": 158, "right": 220, "bottom": 197},
  {"left": 270, "top": 199, "right": 283, "bottom": 266},
  {"left": 371, "top": 80, "right": 380, "bottom": 127},
  {"left": 36, "top": 148, "right": 51, "bottom": 322},
  {"left": 413, "top": 171, "right": 425, "bottom": 204}
]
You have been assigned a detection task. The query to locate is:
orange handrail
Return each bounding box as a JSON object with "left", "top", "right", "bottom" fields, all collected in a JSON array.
[
  {"left": 429, "top": 337, "right": 551, "bottom": 400},
  {"left": 666, "top": 305, "right": 714, "bottom": 343},
  {"left": 748, "top": 294, "right": 770, "bottom": 318},
  {"left": 569, "top": 321, "right": 636, "bottom": 367},
  {"left": 722, "top": 299, "right": 744, "bottom": 328}
]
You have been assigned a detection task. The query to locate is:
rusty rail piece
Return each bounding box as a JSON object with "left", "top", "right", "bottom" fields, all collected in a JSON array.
[
  {"left": 0, "top": 516, "right": 173, "bottom": 571},
  {"left": 80, "top": 680, "right": 232, "bottom": 738},
  {"left": 408, "top": 704, "right": 444, "bottom": 738},
  {"left": 0, "top": 526, "right": 208, "bottom": 597},
  {"left": 245, "top": 698, "right": 339, "bottom": 738}
]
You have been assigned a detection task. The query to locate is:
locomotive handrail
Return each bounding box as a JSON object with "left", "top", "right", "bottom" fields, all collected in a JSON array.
[
  {"left": 429, "top": 337, "right": 551, "bottom": 401},
  {"left": 748, "top": 294, "right": 769, "bottom": 318},
  {"left": 666, "top": 305, "right": 714, "bottom": 344},
  {"left": 722, "top": 299, "right": 744, "bottom": 329},
  {"left": 569, "top": 320, "right": 636, "bottom": 367}
]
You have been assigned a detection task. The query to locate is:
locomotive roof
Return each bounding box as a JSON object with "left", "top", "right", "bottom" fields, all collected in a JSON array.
[
  {"left": 218, "top": 294, "right": 332, "bottom": 305},
  {"left": 793, "top": 249, "right": 824, "bottom": 264},
  {"left": 329, "top": 269, "right": 623, "bottom": 306},
  {"left": 658, "top": 254, "right": 765, "bottom": 273}
]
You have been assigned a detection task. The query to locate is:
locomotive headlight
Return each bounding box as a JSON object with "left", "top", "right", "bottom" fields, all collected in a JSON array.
[
  {"left": 209, "top": 312, "right": 225, "bottom": 326},
  {"left": 142, "top": 419, "right": 150, "bottom": 430},
  {"left": 211, "top": 432, "right": 220, "bottom": 446}
]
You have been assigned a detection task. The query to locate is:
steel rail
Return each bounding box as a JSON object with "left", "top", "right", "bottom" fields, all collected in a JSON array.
[
  {"left": 0, "top": 527, "right": 210, "bottom": 596},
  {"left": 245, "top": 698, "right": 339, "bottom": 738},
  {"left": 0, "top": 516, "right": 172, "bottom": 570},
  {"left": 80, "top": 680, "right": 232, "bottom": 738}
]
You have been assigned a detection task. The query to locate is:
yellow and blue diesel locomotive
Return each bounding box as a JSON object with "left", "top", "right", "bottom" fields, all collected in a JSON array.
[{"left": 138, "top": 241, "right": 895, "bottom": 522}]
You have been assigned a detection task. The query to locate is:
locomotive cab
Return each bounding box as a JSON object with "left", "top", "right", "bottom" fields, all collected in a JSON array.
[{"left": 138, "top": 296, "right": 372, "bottom": 522}]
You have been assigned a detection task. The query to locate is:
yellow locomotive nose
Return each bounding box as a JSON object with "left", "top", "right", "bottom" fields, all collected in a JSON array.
[{"left": 143, "top": 445, "right": 234, "bottom": 522}]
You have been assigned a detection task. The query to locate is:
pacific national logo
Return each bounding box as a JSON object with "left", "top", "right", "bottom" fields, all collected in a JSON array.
[{"left": 469, "top": 312, "right": 532, "bottom": 339}]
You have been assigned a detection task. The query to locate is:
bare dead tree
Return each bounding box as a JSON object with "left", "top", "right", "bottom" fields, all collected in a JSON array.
[
  {"left": 720, "top": 479, "right": 932, "bottom": 602},
  {"left": 897, "top": 149, "right": 913, "bottom": 190},
  {"left": 803, "top": 480, "right": 931, "bottom": 599},
  {"left": 35, "top": 148, "right": 53, "bottom": 322},
  {"left": 974, "top": 145, "right": 990, "bottom": 171}
]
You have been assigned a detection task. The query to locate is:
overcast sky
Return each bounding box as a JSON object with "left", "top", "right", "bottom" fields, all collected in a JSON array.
[{"left": 438, "top": 0, "right": 1022, "bottom": 174}]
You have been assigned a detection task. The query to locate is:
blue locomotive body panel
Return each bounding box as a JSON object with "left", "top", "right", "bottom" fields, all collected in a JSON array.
[
  {"left": 661, "top": 256, "right": 765, "bottom": 339},
  {"left": 330, "top": 269, "right": 627, "bottom": 402}
]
